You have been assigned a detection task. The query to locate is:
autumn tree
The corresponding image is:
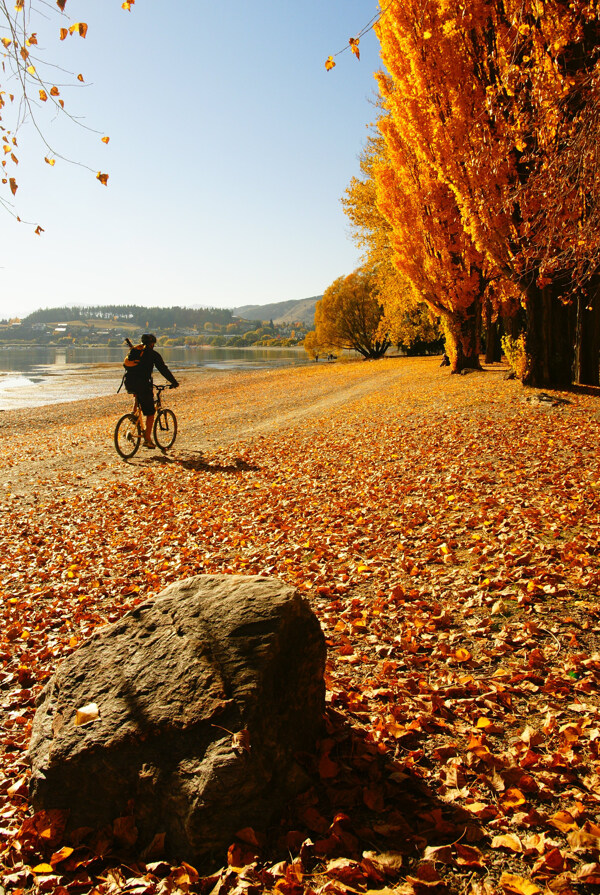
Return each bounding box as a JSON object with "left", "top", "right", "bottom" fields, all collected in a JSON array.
[
  {"left": 342, "top": 135, "right": 443, "bottom": 356},
  {"left": 373, "top": 0, "right": 600, "bottom": 386},
  {"left": 310, "top": 268, "right": 391, "bottom": 360}
]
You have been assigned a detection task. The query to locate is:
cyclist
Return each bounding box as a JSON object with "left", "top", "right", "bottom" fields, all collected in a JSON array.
[{"left": 126, "top": 333, "right": 179, "bottom": 448}]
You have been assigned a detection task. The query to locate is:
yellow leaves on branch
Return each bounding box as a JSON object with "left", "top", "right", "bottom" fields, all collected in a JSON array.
[
  {"left": 60, "top": 22, "right": 88, "bottom": 39},
  {"left": 326, "top": 36, "right": 361, "bottom": 71}
]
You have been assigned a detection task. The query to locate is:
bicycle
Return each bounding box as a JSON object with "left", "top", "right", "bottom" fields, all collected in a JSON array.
[{"left": 114, "top": 384, "right": 178, "bottom": 459}]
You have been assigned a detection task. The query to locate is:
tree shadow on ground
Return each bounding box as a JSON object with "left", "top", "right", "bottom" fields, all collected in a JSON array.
[{"left": 137, "top": 450, "right": 259, "bottom": 475}]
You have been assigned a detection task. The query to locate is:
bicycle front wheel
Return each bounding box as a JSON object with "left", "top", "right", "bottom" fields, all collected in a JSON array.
[
  {"left": 154, "top": 408, "right": 177, "bottom": 451},
  {"left": 114, "top": 413, "right": 142, "bottom": 459}
]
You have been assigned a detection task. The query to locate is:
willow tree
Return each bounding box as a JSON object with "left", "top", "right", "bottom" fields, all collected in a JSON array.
[{"left": 374, "top": 0, "right": 600, "bottom": 386}]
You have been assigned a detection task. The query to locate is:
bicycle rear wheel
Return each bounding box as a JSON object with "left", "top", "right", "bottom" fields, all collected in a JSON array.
[
  {"left": 154, "top": 408, "right": 177, "bottom": 451},
  {"left": 114, "top": 413, "right": 142, "bottom": 458}
]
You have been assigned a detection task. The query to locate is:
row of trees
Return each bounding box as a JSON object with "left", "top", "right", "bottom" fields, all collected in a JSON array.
[
  {"left": 25, "top": 305, "right": 235, "bottom": 329},
  {"left": 313, "top": 0, "right": 600, "bottom": 386}
]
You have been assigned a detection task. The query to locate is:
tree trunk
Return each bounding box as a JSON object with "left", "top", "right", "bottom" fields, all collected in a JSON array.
[
  {"left": 484, "top": 305, "right": 502, "bottom": 363},
  {"left": 442, "top": 298, "right": 482, "bottom": 374},
  {"left": 574, "top": 277, "right": 600, "bottom": 386},
  {"left": 523, "top": 284, "right": 575, "bottom": 387}
]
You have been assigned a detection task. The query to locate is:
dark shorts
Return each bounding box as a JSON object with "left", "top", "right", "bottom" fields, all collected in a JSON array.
[{"left": 135, "top": 386, "right": 155, "bottom": 416}]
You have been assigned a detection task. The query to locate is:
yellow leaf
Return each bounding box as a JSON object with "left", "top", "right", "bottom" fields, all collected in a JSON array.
[
  {"left": 26, "top": 65, "right": 36, "bottom": 75},
  {"left": 1, "top": 37, "right": 11, "bottom": 48},
  {"left": 39, "top": 89, "right": 48, "bottom": 101},
  {"left": 69, "top": 22, "right": 88, "bottom": 38},
  {"left": 32, "top": 864, "right": 54, "bottom": 875},
  {"left": 423, "top": 31, "right": 432, "bottom": 39},
  {"left": 500, "top": 788, "right": 526, "bottom": 808},
  {"left": 499, "top": 872, "right": 541, "bottom": 895},
  {"left": 325, "top": 56, "right": 336, "bottom": 71}
]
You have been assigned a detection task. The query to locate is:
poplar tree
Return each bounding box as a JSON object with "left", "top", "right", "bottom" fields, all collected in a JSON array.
[{"left": 374, "top": 0, "right": 600, "bottom": 386}]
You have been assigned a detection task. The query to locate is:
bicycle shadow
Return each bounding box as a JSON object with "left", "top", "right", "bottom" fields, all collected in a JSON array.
[{"left": 139, "top": 450, "right": 259, "bottom": 475}]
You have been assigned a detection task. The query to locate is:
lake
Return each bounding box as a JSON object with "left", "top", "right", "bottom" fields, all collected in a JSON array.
[{"left": 0, "top": 345, "right": 312, "bottom": 410}]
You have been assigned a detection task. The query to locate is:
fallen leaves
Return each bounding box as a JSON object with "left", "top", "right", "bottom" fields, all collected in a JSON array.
[{"left": 0, "top": 358, "right": 600, "bottom": 894}]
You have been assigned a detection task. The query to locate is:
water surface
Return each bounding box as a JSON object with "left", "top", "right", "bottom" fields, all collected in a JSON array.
[{"left": 0, "top": 346, "right": 310, "bottom": 410}]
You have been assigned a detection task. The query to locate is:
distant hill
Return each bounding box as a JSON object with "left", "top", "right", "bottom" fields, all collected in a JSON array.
[{"left": 232, "top": 296, "right": 320, "bottom": 327}]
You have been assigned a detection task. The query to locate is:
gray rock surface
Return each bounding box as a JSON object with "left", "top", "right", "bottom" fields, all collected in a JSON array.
[{"left": 28, "top": 575, "right": 326, "bottom": 865}]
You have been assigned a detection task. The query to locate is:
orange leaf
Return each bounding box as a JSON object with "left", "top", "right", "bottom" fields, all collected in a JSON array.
[
  {"left": 56, "top": 0, "right": 67, "bottom": 9},
  {"left": 39, "top": 89, "right": 48, "bottom": 101},
  {"left": 325, "top": 56, "right": 336, "bottom": 72},
  {"left": 50, "top": 86, "right": 60, "bottom": 96},
  {"left": 9, "top": 177, "right": 17, "bottom": 195},
  {"left": 34, "top": 225, "right": 44, "bottom": 235},
  {"left": 77, "top": 73, "right": 84, "bottom": 82},
  {"left": 60, "top": 28, "right": 68, "bottom": 40},
  {"left": 50, "top": 846, "right": 74, "bottom": 867},
  {"left": 349, "top": 37, "right": 360, "bottom": 60},
  {"left": 96, "top": 171, "right": 108, "bottom": 186},
  {"left": 1, "top": 37, "right": 12, "bottom": 48},
  {"left": 101, "top": 136, "right": 110, "bottom": 144}
]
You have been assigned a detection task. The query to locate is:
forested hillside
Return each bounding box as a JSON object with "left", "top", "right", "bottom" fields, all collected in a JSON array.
[{"left": 23, "top": 305, "right": 234, "bottom": 329}]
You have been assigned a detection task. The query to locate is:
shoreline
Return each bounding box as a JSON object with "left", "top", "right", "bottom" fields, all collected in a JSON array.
[{"left": 0, "top": 347, "right": 313, "bottom": 412}]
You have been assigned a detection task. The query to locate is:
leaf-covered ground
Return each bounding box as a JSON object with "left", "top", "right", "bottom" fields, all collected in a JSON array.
[{"left": 1, "top": 357, "right": 600, "bottom": 895}]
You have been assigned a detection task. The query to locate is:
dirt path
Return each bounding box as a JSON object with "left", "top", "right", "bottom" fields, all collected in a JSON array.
[{"left": 0, "top": 358, "right": 418, "bottom": 501}]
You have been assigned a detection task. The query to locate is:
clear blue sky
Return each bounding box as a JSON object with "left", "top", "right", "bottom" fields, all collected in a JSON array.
[{"left": 0, "top": 0, "right": 382, "bottom": 320}]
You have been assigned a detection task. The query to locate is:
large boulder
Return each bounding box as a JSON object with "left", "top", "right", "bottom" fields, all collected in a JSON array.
[{"left": 28, "top": 575, "right": 326, "bottom": 866}]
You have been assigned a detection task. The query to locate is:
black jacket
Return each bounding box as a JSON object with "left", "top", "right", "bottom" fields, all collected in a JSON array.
[{"left": 135, "top": 347, "right": 178, "bottom": 387}]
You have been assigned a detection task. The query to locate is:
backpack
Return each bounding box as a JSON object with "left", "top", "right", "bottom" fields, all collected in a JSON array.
[{"left": 119, "top": 340, "right": 148, "bottom": 393}]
